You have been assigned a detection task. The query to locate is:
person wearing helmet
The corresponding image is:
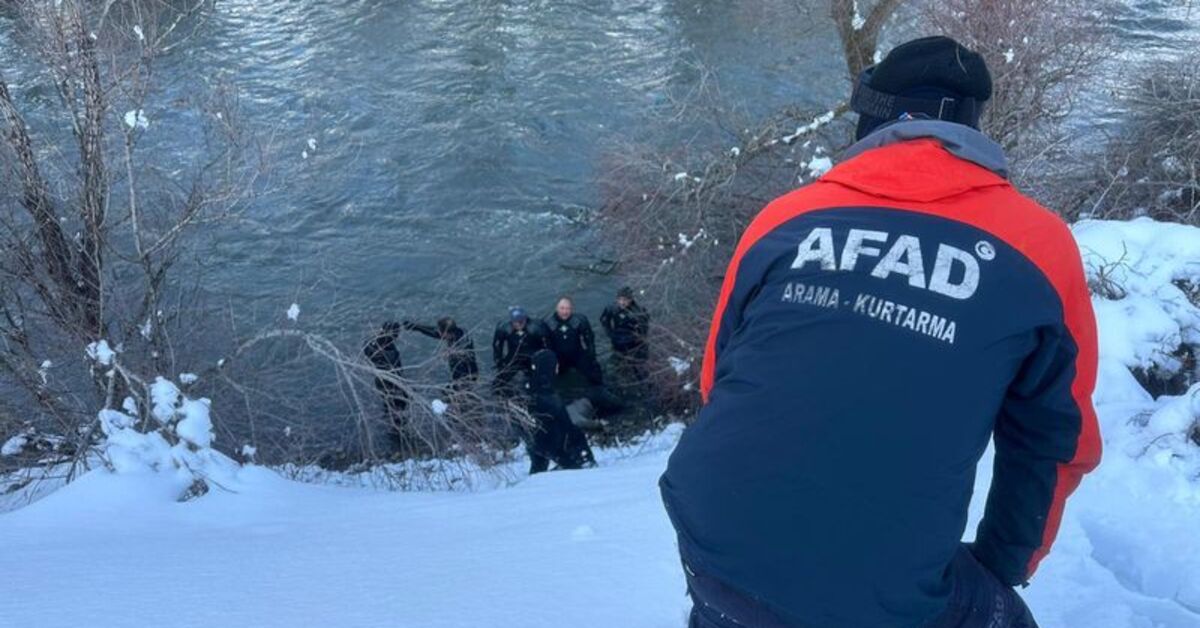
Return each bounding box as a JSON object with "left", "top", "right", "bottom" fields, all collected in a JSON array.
[
  {"left": 661, "top": 36, "right": 1100, "bottom": 628},
  {"left": 492, "top": 306, "right": 549, "bottom": 398}
]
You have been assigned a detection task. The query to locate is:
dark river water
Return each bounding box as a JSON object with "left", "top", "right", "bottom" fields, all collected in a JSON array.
[
  {"left": 171, "top": 0, "right": 847, "bottom": 342},
  {"left": 0, "top": 0, "right": 1195, "bottom": 383}
]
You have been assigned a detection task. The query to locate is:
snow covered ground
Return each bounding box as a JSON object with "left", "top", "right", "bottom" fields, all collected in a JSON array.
[{"left": 2, "top": 218, "right": 1199, "bottom": 628}]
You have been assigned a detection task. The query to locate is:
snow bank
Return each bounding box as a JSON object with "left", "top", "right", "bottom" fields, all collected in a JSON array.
[{"left": 1074, "top": 218, "right": 1200, "bottom": 379}]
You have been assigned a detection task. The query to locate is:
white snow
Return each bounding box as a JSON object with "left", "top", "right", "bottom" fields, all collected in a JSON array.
[
  {"left": 667, "top": 356, "right": 691, "bottom": 375},
  {"left": 151, "top": 376, "right": 181, "bottom": 424},
  {"left": 806, "top": 155, "right": 834, "bottom": 178},
  {"left": 1, "top": 435, "right": 28, "bottom": 456},
  {"left": 850, "top": 0, "right": 865, "bottom": 30},
  {"left": 175, "top": 397, "right": 214, "bottom": 449},
  {"left": 1073, "top": 218, "right": 1200, "bottom": 378},
  {"left": 179, "top": 372, "right": 200, "bottom": 385},
  {"left": 123, "top": 109, "right": 149, "bottom": 130},
  {"left": 1, "top": 219, "right": 1199, "bottom": 627},
  {"left": 286, "top": 302, "right": 301, "bottom": 321},
  {"left": 1003, "top": 48, "right": 1015, "bottom": 64},
  {"left": 780, "top": 110, "right": 837, "bottom": 145},
  {"left": 431, "top": 399, "right": 449, "bottom": 416},
  {"left": 85, "top": 339, "right": 115, "bottom": 366},
  {"left": 133, "top": 25, "right": 145, "bottom": 42}
]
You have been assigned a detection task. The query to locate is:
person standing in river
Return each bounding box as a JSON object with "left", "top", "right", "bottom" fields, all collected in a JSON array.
[
  {"left": 544, "top": 296, "right": 602, "bottom": 385},
  {"left": 363, "top": 321, "right": 408, "bottom": 421},
  {"left": 660, "top": 37, "right": 1099, "bottom": 628},
  {"left": 492, "top": 307, "right": 549, "bottom": 398},
  {"left": 600, "top": 286, "right": 651, "bottom": 384},
  {"left": 402, "top": 317, "right": 479, "bottom": 387}
]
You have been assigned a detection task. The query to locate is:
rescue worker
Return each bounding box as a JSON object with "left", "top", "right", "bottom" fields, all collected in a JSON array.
[
  {"left": 544, "top": 296, "right": 602, "bottom": 384},
  {"left": 362, "top": 321, "right": 408, "bottom": 419},
  {"left": 402, "top": 317, "right": 479, "bottom": 385},
  {"left": 523, "top": 349, "right": 595, "bottom": 474},
  {"left": 660, "top": 36, "right": 1101, "bottom": 628},
  {"left": 492, "top": 307, "right": 548, "bottom": 397},
  {"left": 600, "top": 286, "right": 651, "bottom": 381}
]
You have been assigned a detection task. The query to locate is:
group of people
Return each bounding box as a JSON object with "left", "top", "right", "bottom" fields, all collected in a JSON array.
[{"left": 362, "top": 287, "right": 650, "bottom": 474}]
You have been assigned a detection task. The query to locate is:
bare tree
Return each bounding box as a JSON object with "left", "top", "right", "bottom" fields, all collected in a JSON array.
[
  {"left": 1083, "top": 51, "right": 1200, "bottom": 225},
  {"left": 0, "top": 1, "right": 261, "bottom": 475},
  {"left": 830, "top": 0, "right": 906, "bottom": 77},
  {"left": 916, "top": 0, "right": 1112, "bottom": 183}
]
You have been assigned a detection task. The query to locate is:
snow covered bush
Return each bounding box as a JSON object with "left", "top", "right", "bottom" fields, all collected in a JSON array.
[
  {"left": 96, "top": 377, "right": 239, "bottom": 500},
  {"left": 78, "top": 336, "right": 241, "bottom": 500},
  {"left": 1074, "top": 218, "right": 1200, "bottom": 397}
]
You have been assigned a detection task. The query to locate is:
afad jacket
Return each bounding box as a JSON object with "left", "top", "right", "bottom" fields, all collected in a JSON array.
[{"left": 660, "top": 120, "right": 1101, "bottom": 628}]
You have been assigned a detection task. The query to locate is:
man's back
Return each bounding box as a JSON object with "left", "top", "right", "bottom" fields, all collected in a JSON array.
[{"left": 660, "top": 122, "right": 1100, "bottom": 627}]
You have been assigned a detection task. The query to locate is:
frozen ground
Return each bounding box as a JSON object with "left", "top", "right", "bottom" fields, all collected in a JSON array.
[{"left": 2, "top": 217, "right": 1199, "bottom": 628}]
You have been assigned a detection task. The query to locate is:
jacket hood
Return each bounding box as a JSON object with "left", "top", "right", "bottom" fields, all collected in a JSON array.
[{"left": 824, "top": 120, "right": 1009, "bottom": 203}]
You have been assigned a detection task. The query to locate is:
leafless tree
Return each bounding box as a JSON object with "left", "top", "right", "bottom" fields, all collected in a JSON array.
[
  {"left": 0, "top": 1, "right": 262, "bottom": 475},
  {"left": 915, "top": 0, "right": 1112, "bottom": 187},
  {"left": 595, "top": 2, "right": 906, "bottom": 416},
  {"left": 831, "top": 0, "right": 906, "bottom": 77},
  {"left": 1082, "top": 51, "right": 1200, "bottom": 225}
]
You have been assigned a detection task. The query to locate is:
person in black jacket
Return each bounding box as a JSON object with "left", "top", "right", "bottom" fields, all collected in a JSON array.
[
  {"left": 402, "top": 317, "right": 479, "bottom": 385},
  {"left": 523, "top": 349, "right": 595, "bottom": 474},
  {"left": 363, "top": 322, "right": 408, "bottom": 419},
  {"left": 492, "top": 307, "right": 548, "bottom": 397},
  {"left": 600, "top": 286, "right": 650, "bottom": 381},
  {"left": 544, "top": 296, "right": 602, "bottom": 385}
]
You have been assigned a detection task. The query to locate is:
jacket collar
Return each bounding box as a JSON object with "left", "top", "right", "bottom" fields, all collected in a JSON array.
[
  {"left": 843, "top": 119, "right": 1008, "bottom": 179},
  {"left": 821, "top": 121, "right": 1010, "bottom": 203}
]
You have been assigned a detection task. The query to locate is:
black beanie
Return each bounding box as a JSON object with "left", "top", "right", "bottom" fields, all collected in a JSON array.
[{"left": 853, "top": 36, "right": 992, "bottom": 140}]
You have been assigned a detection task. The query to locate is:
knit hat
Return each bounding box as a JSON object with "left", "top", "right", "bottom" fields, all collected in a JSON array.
[{"left": 852, "top": 36, "right": 992, "bottom": 140}]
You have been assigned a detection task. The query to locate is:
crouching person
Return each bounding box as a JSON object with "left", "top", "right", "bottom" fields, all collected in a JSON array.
[
  {"left": 523, "top": 349, "right": 595, "bottom": 474},
  {"left": 661, "top": 37, "right": 1099, "bottom": 628}
]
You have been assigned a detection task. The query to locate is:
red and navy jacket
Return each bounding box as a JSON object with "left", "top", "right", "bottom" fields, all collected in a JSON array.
[{"left": 660, "top": 120, "right": 1101, "bottom": 627}]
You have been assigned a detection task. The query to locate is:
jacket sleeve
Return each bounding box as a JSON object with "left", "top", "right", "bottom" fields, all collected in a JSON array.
[
  {"left": 973, "top": 252, "right": 1102, "bottom": 586},
  {"left": 700, "top": 221, "right": 777, "bottom": 402},
  {"left": 406, "top": 322, "right": 441, "bottom": 340},
  {"left": 633, "top": 305, "right": 650, "bottom": 337},
  {"left": 600, "top": 307, "right": 614, "bottom": 337},
  {"left": 492, "top": 325, "right": 507, "bottom": 367},
  {"left": 580, "top": 318, "right": 597, "bottom": 358}
]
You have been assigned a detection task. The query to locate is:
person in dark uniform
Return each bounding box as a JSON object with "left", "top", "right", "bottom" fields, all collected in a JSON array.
[
  {"left": 600, "top": 286, "right": 651, "bottom": 382},
  {"left": 402, "top": 317, "right": 479, "bottom": 385},
  {"left": 492, "top": 307, "right": 548, "bottom": 397},
  {"left": 523, "top": 349, "right": 595, "bottom": 474},
  {"left": 544, "top": 296, "right": 602, "bottom": 384},
  {"left": 363, "top": 321, "right": 408, "bottom": 419}
]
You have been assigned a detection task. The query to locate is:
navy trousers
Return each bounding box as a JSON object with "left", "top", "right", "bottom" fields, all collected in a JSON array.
[{"left": 685, "top": 546, "right": 1038, "bottom": 628}]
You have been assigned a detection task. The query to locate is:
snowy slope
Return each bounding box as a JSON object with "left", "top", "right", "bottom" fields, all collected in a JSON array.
[{"left": 1, "top": 408, "right": 1198, "bottom": 628}]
